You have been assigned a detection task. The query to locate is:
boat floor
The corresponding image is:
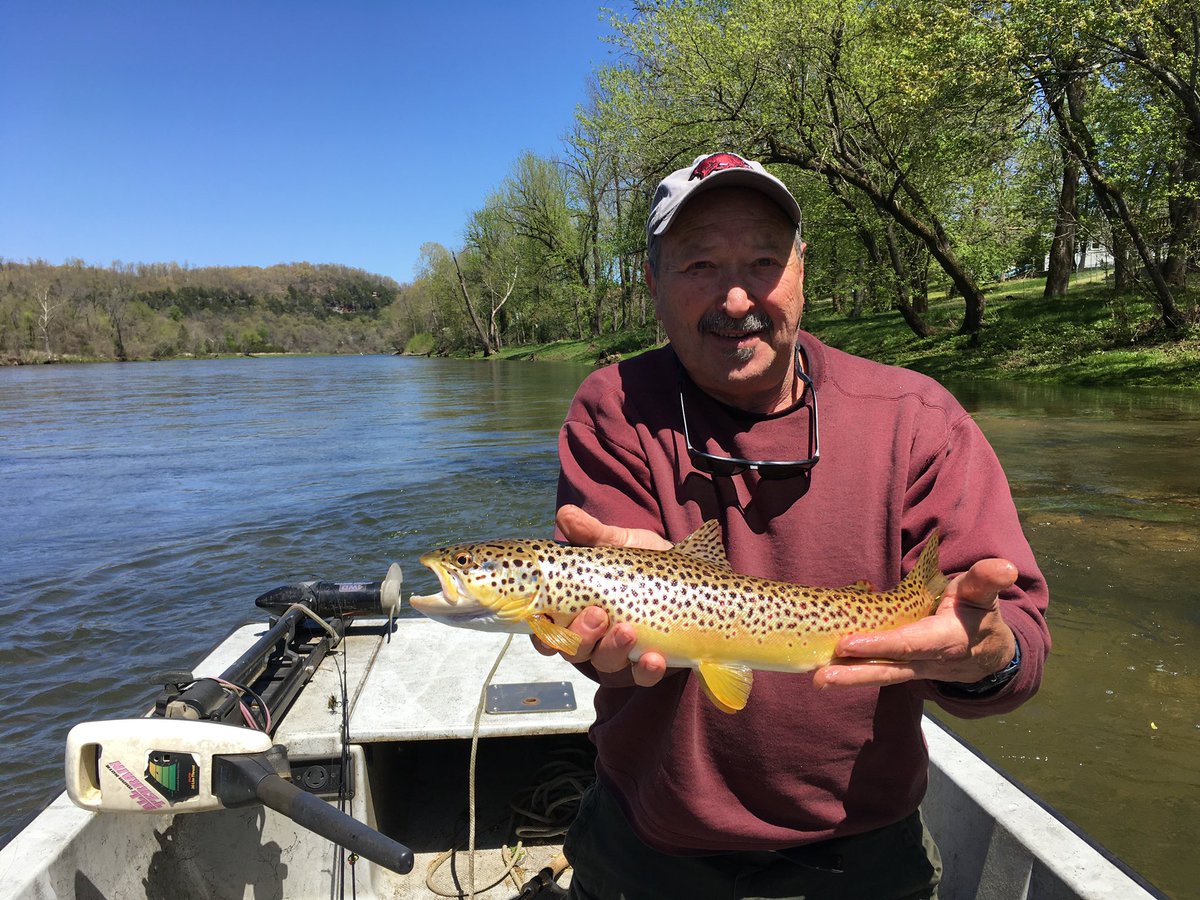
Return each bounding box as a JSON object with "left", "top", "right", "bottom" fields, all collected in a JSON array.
[{"left": 368, "top": 735, "right": 587, "bottom": 898}]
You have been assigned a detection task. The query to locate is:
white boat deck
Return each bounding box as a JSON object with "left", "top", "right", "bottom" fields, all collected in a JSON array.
[
  {"left": 194, "top": 617, "right": 599, "bottom": 754},
  {"left": 0, "top": 616, "right": 1164, "bottom": 900}
]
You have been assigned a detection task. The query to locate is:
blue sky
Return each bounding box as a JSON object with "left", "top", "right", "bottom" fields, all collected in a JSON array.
[{"left": 0, "top": 2, "right": 629, "bottom": 284}]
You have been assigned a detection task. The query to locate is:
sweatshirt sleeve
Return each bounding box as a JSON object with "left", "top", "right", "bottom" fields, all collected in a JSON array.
[
  {"left": 554, "top": 378, "right": 674, "bottom": 689},
  {"left": 555, "top": 378, "right": 666, "bottom": 537},
  {"left": 904, "top": 407, "right": 1051, "bottom": 718}
]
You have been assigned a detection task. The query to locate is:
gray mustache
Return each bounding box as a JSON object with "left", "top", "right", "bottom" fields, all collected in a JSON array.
[{"left": 698, "top": 310, "right": 773, "bottom": 335}]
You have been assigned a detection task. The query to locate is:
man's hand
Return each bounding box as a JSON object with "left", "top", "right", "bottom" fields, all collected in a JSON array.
[
  {"left": 813, "top": 557, "right": 1020, "bottom": 689},
  {"left": 530, "top": 505, "right": 670, "bottom": 687}
]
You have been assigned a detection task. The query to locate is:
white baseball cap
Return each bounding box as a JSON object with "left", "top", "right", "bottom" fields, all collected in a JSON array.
[{"left": 646, "top": 152, "right": 802, "bottom": 240}]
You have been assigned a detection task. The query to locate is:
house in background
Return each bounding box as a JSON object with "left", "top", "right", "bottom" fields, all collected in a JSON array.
[{"left": 1043, "top": 237, "right": 1115, "bottom": 273}]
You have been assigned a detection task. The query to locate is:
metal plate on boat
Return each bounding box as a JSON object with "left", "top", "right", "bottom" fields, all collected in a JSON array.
[{"left": 486, "top": 681, "right": 577, "bottom": 714}]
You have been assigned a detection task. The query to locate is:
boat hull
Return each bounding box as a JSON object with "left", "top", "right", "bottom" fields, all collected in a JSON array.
[{"left": 0, "top": 619, "right": 1164, "bottom": 899}]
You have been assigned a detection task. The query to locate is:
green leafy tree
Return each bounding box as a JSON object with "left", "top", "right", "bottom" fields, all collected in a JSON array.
[
  {"left": 599, "top": 0, "right": 1029, "bottom": 335},
  {"left": 998, "top": 0, "right": 1189, "bottom": 331}
]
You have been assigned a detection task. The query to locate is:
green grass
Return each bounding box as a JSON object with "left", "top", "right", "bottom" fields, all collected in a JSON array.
[{"left": 802, "top": 272, "right": 1200, "bottom": 388}]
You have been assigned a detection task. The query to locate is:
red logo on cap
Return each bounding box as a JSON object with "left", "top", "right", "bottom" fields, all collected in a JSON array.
[{"left": 689, "top": 153, "right": 751, "bottom": 181}]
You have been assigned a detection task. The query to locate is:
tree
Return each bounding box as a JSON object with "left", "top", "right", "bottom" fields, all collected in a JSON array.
[
  {"left": 600, "top": 0, "right": 1029, "bottom": 335},
  {"left": 1092, "top": 0, "right": 1200, "bottom": 288},
  {"left": 999, "top": 0, "right": 1190, "bottom": 331},
  {"left": 450, "top": 250, "right": 497, "bottom": 355},
  {"left": 35, "top": 283, "right": 66, "bottom": 355},
  {"left": 1044, "top": 88, "right": 1082, "bottom": 299}
]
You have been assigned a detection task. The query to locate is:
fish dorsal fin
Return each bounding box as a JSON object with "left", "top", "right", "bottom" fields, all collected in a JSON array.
[
  {"left": 697, "top": 661, "right": 753, "bottom": 713},
  {"left": 670, "top": 520, "right": 730, "bottom": 569}
]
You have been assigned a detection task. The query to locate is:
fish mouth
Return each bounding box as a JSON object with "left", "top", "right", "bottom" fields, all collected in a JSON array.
[
  {"left": 411, "top": 557, "right": 488, "bottom": 620},
  {"left": 417, "top": 555, "right": 464, "bottom": 604},
  {"left": 409, "top": 590, "right": 498, "bottom": 623}
]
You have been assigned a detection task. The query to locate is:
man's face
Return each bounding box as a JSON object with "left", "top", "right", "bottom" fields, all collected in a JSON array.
[{"left": 646, "top": 187, "right": 805, "bottom": 414}]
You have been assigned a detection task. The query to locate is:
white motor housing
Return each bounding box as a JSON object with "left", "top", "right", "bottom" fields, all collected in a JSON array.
[{"left": 65, "top": 718, "right": 273, "bottom": 813}]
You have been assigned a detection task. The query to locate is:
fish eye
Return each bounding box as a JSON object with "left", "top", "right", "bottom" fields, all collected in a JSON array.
[{"left": 453, "top": 551, "right": 473, "bottom": 568}]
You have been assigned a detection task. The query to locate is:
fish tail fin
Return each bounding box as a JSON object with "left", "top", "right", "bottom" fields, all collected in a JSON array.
[{"left": 902, "top": 529, "right": 949, "bottom": 610}]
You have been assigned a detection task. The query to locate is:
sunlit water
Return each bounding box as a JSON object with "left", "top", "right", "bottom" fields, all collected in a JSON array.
[{"left": 1, "top": 356, "right": 1195, "bottom": 896}]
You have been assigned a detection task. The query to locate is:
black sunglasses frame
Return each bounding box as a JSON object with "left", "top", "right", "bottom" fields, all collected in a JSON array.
[{"left": 678, "top": 346, "right": 820, "bottom": 480}]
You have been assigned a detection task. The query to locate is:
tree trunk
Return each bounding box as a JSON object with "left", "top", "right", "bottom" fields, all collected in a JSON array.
[
  {"left": 837, "top": 174, "right": 930, "bottom": 336},
  {"left": 1045, "top": 134, "right": 1079, "bottom": 298},
  {"left": 1162, "top": 123, "right": 1200, "bottom": 286},
  {"left": 1113, "top": 231, "right": 1133, "bottom": 290},
  {"left": 1042, "top": 73, "right": 1185, "bottom": 332},
  {"left": 450, "top": 252, "right": 495, "bottom": 356},
  {"left": 766, "top": 141, "right": 988, "bottom": 335},
  {"left": 883, "top": 223, "right": 931, "bottom": 337},
  {"left": 487, "top": 265, "right": 518, "bottom": 352}
]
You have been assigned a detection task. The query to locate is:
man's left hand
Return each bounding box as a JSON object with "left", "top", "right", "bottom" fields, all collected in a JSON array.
[{"left": 813, "top": 557, "right": 1019, "bottom": 689}]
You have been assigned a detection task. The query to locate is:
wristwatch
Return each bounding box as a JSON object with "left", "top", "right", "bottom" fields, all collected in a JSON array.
[{"left": 942, "top": 638, "right": 1021, "bottom": 696}]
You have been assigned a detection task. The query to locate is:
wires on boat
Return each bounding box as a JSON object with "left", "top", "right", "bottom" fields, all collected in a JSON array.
[
  {"left": 215, "top": 677, "right": 272, "bottom": 731},
  {"left": 509, "top": 748, "right": 592, "bottom": 841},
  {"left": 469, "top": 633, "right": 514, "bottom": 900},
  {"left": 323, "top": 596, "right": 358, "bottom": 900},
  {"left": 422, "top": 745, "right": 593, "bottom": 897}
]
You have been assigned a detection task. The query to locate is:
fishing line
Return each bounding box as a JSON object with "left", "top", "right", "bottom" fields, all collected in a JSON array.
[{"left": 312, "top": 591, "right": 356, "bottom": 900}]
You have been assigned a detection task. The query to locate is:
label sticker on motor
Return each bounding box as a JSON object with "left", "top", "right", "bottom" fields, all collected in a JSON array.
[
  {"left": 145, "top": 750, "right": 200, "bottom": 802},
  {"left": 104, "top": 760, "right": 167, "bottom": 811}
]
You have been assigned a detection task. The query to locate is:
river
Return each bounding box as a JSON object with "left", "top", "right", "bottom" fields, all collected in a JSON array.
[{"left": 0, "top": 354, "right": 1196, "bottom": 897}]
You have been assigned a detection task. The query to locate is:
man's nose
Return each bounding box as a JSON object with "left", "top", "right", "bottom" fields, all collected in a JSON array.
[{"left": 720, "top": 281, "right": 754, "bottom": 317}]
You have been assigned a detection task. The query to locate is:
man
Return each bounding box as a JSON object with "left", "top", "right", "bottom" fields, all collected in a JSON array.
[{"left": 539, "top": 152, "right": 1050, "bottom": 899}]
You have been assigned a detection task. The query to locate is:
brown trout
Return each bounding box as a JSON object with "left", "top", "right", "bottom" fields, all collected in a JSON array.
[{"left": 409, "top": 522, "right": 948, "bottom": 713}]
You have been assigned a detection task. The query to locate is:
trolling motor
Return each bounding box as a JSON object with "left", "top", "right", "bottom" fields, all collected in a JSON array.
[
  {"left": 253, "top": 563, "right": 404, "bottom": 617},
  {"left": 64, "top": 564, "right": 413, "bottom": 874}
]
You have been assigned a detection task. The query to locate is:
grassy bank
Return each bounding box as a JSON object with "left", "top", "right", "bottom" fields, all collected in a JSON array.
[
  {"left": 460, "top": 273, "right": 1200, "bottom": 389},
  {"left": 805, "top": 272, "right": 1200, "bottom": 388}
]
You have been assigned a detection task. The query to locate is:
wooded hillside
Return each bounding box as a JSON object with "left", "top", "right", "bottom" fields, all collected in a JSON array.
[
  {"left": 400, "top": 0, "right": 1200, "bottom": 357},
  {"left": 1, "top": 260, "right": 405, "bottom": 362}
]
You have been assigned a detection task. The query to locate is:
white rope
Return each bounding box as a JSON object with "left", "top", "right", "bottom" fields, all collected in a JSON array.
[
  {"left": 282, "top": 602, "right": 340, "bottom": 640},
  {"left": 423, "top": 634, "right": 589, "bottom": 898}
]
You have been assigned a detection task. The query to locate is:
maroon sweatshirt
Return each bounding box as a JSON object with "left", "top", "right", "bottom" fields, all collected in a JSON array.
[{"left": 555, "top": 332, "right": 1050, "bottom": 854}]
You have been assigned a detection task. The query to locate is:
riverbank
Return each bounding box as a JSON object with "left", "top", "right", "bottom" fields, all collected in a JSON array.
[
  {"left": 1, "top": 350, "right": 345, "bottom": 367},
  {"left": 8, "top": 273, "right": 1198, "bottom": 387},
  {"left": 483, "top": 272, "right": 1200, "bottom": 389}
]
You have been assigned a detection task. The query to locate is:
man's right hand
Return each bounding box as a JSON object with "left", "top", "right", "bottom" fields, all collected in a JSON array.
[{"left": 530, "top": 505, "right": 670, "bottom": 688}]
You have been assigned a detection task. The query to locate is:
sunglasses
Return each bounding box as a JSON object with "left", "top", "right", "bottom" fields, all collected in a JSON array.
[{"left": 678, "top": 346, "right": 820, "bottom": 480}]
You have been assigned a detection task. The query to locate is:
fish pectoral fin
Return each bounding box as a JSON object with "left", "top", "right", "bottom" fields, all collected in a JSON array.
[
  {"left": 528, "top": 614, "right": 582, "bottom": 656},
  {"left": 696, "top": 661, "right": 753, "bottom": 714}
]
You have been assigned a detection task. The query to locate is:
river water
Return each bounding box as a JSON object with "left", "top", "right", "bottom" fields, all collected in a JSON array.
[{"left": 1, "top": 354, "right": 1196, "bottom": 897}]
